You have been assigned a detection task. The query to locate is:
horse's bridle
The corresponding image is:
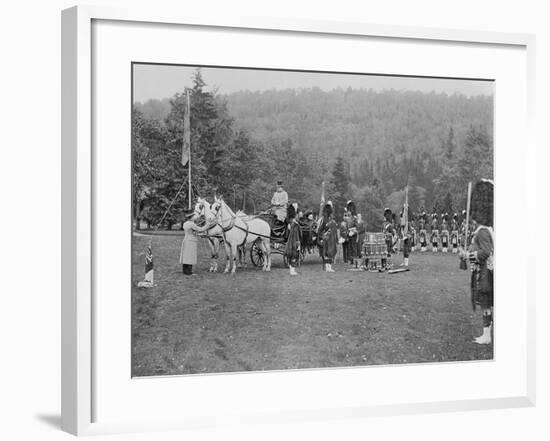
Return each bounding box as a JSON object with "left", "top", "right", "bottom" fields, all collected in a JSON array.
[{"left": 211, "top": 201, "right": 236, "bottom": 233}]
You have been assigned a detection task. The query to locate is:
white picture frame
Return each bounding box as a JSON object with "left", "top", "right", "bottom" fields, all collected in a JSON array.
[{"left": 62, "top": 5, "right": 536, "bottom": 436}]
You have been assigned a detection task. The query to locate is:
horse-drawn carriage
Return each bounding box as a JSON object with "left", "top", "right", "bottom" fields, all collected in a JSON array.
[
  {"left": 249, "top": 211, "right": 318, "bottom": 268},
  {"left": 196, "top": 197, "right": 319, "bottom": 273}
]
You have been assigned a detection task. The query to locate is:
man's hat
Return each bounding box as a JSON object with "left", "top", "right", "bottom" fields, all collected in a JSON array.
[
  {"left": 182, "top": 208, "right": 195, "bottom": 219},
  {"left": 470, "top": 179, "right": 494, "bottom": 227},
  {"left": 287, "top": 203, "right": 296, "bottom": 219},
  {"left": 346, "top": 200, "right": 357, "bottom": 216}
]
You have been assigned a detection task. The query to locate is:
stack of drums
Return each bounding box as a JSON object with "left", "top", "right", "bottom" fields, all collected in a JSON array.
[{"left": 362, "top": 232, "right": 389, "bottom": 272}]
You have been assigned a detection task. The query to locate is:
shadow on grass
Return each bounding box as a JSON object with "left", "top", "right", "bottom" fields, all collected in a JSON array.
[{"left": 35, "top": 413, "right": 61, "bottom": 429}]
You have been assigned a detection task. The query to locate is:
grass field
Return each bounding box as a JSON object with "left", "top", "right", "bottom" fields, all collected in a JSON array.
[{"left": 132, "top": 234, "right": 492, "bottom": 377}]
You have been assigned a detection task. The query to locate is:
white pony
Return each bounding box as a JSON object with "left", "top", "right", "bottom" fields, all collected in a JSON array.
[
  {"left": 195, "top": 197, "right": 248, "bottom": 273},
  {"left": 211, "top": 196, "right": 272, "bottom": 273},
  {"left": 194, "top": 197, "right": 225, "bottom": 273}
]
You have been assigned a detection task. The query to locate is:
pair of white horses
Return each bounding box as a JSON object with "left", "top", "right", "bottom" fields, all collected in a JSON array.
[{"left": 194, "top": 196, "right": 272, "bottom": 274}]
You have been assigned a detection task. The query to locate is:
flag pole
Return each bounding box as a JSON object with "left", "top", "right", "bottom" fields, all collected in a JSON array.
[
  {"left": 187, "top": 90, "right": 192, "bottom": 210},
  {"left": 459, "top": 181, "right": 472, "bottom": 270}
]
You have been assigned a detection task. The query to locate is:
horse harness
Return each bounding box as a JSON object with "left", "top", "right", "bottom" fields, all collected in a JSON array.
[{"left": 215, "top": 209, "right": 272, "bottom": 246}]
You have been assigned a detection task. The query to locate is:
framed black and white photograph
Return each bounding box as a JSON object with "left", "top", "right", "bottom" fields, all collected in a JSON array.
[
  {"left": 62, "top": 6, "right": 536, "bottom": 436},
  {"left": 131, "top": 63, "right": 495, "bottom": 377}
]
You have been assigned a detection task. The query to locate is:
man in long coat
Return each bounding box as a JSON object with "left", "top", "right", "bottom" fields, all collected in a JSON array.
[
  {"left": 179, "top": 209, "right": 212, "bottom": 275},
  {"left": 285, "top": 204, "right": 302, "bottom": 276},
  {"left": 317, "top": 202, "right": 338, "bottom": 272}
]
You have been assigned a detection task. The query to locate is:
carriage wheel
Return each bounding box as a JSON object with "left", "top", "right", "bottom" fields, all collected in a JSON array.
[{"left": 250, "top": 242, "right": 264, "bottom": 267}]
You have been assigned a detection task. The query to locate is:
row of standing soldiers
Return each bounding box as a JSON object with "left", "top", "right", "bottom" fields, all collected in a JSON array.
[
  {"left": 337, "top": 203, "right": 471, "bottom": 269},
  {"left": 384, "top": 210, "right": 470, "bottom": 254}
]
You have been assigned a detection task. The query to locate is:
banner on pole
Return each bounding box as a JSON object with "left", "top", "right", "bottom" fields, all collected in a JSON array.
[{"left": 181, "top": 90, "right": 190, "bottom": 166}]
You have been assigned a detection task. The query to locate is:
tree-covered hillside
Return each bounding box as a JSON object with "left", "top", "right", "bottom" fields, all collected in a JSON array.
[
  {"left": 224, "top": 87, "right": 492, "bottom": 159},
  {"left": 133, "top": 69, "right": 493, "bottom": 230}
]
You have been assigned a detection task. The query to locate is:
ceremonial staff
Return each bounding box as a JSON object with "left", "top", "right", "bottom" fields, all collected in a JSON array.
[
  {"left": 183, "top": 90, "right": 192, "bottom": 209},
  {"left": 403, "top": 186, "right": 409, "bottom": 237},
  {"left": 460, "top": 181, "right": 472, "bottom": 270},
  {"left": 318, "top": 181, "right": 325, "bottom": 219},
  {"left": 387, "top": 186, "right": 411, "bottom": 273}
]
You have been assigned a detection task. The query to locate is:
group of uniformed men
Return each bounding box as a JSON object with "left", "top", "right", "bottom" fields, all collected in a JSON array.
[
  {"left": 270, "top": 179, "right": 494, "bottom": 345},
  {"left": 271, "top": 180, "right": 470, "bottom": 272},
  {"left": 399, "top": 209, "right": 470, "bottom": 254}
]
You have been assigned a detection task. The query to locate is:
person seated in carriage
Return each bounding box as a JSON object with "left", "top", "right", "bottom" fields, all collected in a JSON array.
[{"left": 271, "top": 179, "right": 288, "bottom": 223}]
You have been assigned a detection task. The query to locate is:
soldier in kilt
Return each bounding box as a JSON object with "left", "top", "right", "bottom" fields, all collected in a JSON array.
[
  {"left": 346, "top": 200, "right": 360, "bottom": 268},
  {"left": 459, "top": 180, "right": 494, "bottom": 344},
  {"left": 430, "top": 213, "right": 439, "bottom": 252},
  {"left": 419, "top": 211, "right": 428, "bottom": 252},
  {"left": 400, "top": 220, "right": 412, "bottom": 267},
  {"left": 441, "top": 213, "right": 449, "bottom": 252},
  {"left": 339, "top": 216, "right": 349, "bottom": 264},
  {"left": 318, "top": 202, "right": 338, "bottom": 272},
  {"left": 285, "top": 204, "right": 302, "bottom": 276},
  {"left": 383, "top": 208, "right": 396, "bottom": 257},
  {"left": 451, "top": 213, "right": 459, "bottom": 253}
]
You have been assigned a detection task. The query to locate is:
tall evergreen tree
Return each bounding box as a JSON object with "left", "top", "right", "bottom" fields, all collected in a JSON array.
[
  {"left": 452, "top": 124, "right": 493, "bottom": 208},
  {"left": 331, "top": 156, "right": 351, "bottom": 221},
  {"left": 444, "top": 126, "right": 456, "bottom": 162}
]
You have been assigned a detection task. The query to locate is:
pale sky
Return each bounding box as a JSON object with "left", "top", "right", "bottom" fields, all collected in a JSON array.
[{"left": 133, "top": 63, "right": 494, "bottom": 103}]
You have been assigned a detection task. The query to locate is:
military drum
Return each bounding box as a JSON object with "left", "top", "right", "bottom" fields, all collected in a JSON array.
[{"left": 362, "top": 232, "right": 389, "bottom": 271}]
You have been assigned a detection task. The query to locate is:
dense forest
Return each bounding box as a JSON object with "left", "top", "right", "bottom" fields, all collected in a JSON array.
[{"left": 133, "top": 69, "right": 493, "bottom": 230}]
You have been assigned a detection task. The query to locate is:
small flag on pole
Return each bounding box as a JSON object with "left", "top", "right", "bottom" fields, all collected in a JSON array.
[
  {"left": 181, "top": 90, "right": 191, "bottom": 166},
  {"left": 137, "top": 243, "right": 154, "bottom": 288}
]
